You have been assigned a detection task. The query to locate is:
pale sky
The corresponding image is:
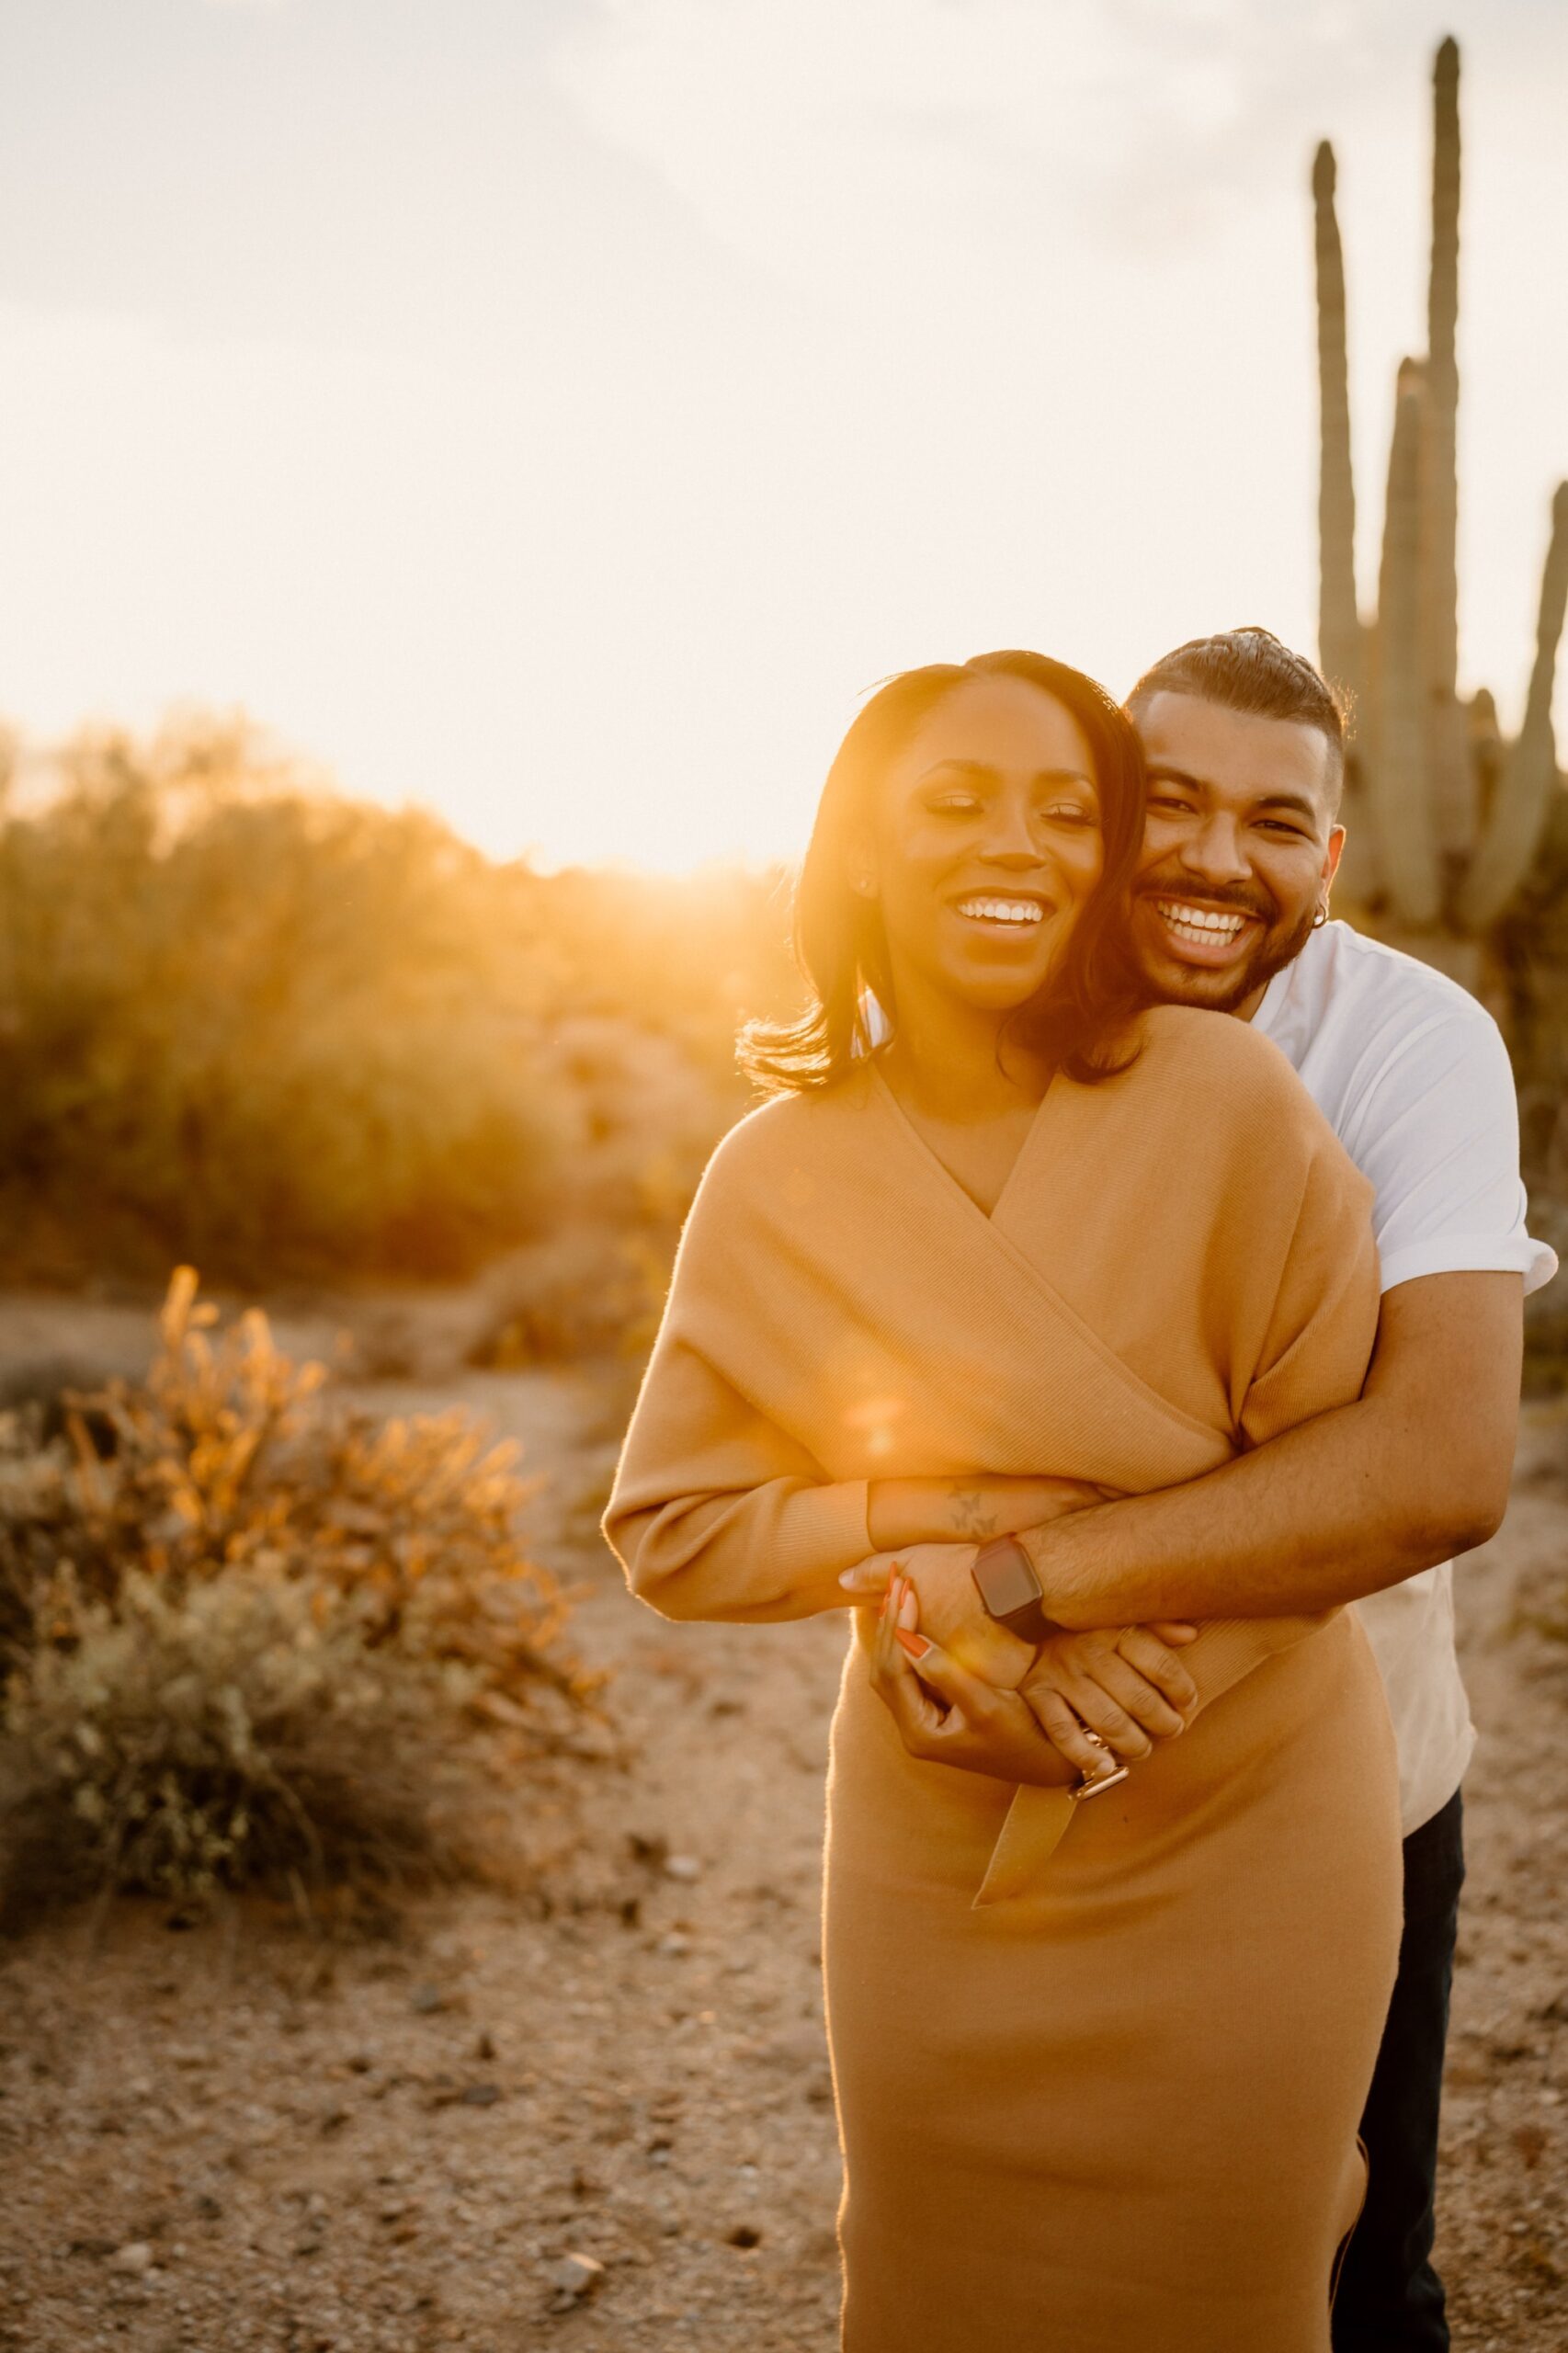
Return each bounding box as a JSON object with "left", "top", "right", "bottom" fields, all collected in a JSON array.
[{"left": 1, "top": 0, "right": 1564, "bottom": 870}]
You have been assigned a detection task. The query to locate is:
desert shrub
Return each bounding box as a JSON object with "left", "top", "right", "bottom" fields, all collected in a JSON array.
[
  {"left": 0, "top": 1271, "right": 588, "bottom": 1911},
  {"left": 0, "top": 711, "right": 801, "bottom": 1285}
]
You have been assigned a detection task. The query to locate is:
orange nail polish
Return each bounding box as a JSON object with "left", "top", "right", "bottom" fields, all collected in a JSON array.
[{"left": 894, "top": 1630, "right": 930, "bottom": 1660}]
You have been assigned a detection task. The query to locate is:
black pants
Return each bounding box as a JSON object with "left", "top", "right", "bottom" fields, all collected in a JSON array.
[{"left": 1334, "top": 1787, "right": 1466, "bottom": 2353}]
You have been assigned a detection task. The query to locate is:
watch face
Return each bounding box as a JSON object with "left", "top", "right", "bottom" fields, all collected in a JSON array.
[{"left": 972, "top": 1540, "right": 1040, "bottom": 1620}]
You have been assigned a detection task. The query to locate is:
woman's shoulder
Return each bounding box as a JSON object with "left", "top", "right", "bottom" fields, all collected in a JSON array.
[
  {"left": 1119, "top": 1005, "right": 1362, "bottom": 1184},
  {"left": 1129, "top": 1002, "right": 1318, "bottom": 1108},
  {"left": 694, "top": 1068, "right": 877, "bottom": 1206}
]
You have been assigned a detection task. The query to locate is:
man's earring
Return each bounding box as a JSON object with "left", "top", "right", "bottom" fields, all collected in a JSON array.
[{"left": 1312, "top": 898, "right": 1330, "bottom": 929}]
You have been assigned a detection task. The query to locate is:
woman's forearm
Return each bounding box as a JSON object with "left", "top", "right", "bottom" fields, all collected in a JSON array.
[{"left": 867, "top": 1475, "right": 1108, "bottom": 1552}]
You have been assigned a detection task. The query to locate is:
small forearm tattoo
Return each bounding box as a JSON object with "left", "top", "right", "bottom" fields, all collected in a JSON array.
[{"left": 947, "top": 1484, "right": 1000, "bottom": 1539}]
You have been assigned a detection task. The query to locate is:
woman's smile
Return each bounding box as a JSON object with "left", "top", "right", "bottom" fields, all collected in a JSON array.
[{"left": 950, "top": 891, "right": 1052, "bottom": 932}]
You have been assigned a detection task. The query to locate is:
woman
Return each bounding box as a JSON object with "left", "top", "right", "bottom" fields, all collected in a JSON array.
[{"left": 604, "top": 651, "right": 1401, "bottom": 2353}]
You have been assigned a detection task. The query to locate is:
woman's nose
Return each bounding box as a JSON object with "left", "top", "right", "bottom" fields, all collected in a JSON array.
[{"left": 978, "top": 802, "right": 1042, "bottom": 865}]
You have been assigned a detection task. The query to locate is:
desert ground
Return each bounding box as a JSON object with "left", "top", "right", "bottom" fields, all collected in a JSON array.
[{"left": 0, "top": 1298, "right": 1564, "bottom": 2353}]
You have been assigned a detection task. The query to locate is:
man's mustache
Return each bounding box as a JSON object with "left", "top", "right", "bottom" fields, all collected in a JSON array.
[{"left": 1137, "top": 879, "right": 1277, "bottom": 923}]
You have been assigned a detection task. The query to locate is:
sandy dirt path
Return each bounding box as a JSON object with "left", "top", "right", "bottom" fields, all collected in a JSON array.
[{"left": 0, "top": 1369, "right": 1564, "bottom": 2352}]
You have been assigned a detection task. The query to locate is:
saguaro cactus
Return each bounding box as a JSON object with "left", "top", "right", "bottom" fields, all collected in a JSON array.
[{"left": 1312, "top": 38, "right": 1568, "bottom": 982}]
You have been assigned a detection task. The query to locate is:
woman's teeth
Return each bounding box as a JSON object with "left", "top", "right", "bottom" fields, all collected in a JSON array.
[
  {"left": 955, "top": 896, "right": 1044, "bottom": 926},
  {"left": 1156, "top": 901, "right": 1251, "bottom": 948}
]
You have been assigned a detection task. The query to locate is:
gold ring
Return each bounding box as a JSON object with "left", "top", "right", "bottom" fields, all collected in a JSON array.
[{"left": 1071, "top": 1727, "right": 1131, "bottom": 1802}]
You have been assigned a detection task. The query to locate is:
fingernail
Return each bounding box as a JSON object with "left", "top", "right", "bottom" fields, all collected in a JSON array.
[
  {"left": 894, "top": 1630, "right": 930, "bottom": 1660},
  {"left": 896, "top": 1584, "right": 918, "bottom": 1629}
]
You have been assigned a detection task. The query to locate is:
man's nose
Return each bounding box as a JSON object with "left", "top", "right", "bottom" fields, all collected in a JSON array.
[{"left": 1178, "top": 814, "right": 1252, "bottom": 885}]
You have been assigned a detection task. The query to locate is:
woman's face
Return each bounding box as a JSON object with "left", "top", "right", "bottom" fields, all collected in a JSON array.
[{"left": 864, "top": 675, "right": 1105, "bottom": 1017}]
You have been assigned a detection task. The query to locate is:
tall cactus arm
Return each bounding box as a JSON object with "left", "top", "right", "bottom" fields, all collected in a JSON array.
[
  {"left": 1460, "top": 482, "right": 1568, "bottom": 930},
  {"left": 1369, "top": 363, "right": 1444, "bottom": 926},
  {"left": 1422, "top": 35, "right": 1471, "bottom": 854},
  {"left": 1312, "top": 142, "right": 1363, "bottom": 708}
]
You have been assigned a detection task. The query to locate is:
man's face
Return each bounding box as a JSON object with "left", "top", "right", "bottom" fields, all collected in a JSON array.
[{"left": 1129, "top": 691, "right": 1346, "bottom": 1018}]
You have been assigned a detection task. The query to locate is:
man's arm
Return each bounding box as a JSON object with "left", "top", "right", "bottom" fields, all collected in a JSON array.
[{"left": 1021, "top": 1270, "right": 1522, "bottom": 1630}]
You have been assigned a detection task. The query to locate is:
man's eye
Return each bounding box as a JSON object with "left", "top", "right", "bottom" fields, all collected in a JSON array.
[
  {"left": 1258, "top": 820, "right": 1308, "bottom": 837},
  {"left": 1147, "top": 795, "right": 1193, "bottom": 813}
]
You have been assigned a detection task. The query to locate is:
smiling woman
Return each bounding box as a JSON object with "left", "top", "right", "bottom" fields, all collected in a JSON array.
[
  {"left": 606, "top": 637, "right": 1401, "bottom": 2352},
  {"left": 741, "top": 650, "right": 1147, "bottom": 1096}
]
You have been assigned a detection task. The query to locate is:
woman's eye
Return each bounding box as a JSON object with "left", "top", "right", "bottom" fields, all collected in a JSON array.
[
  {"left": 928, "top": 793, "right": 982, "bottom": 815},
  {"left": 1041, "top": 803, "right": 1096, "bottom": 826}
]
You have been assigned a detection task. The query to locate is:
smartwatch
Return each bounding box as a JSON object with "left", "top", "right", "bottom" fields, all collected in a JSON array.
[{"left": 971, "top": 1535, "right": 1052, "bottom": 1644}]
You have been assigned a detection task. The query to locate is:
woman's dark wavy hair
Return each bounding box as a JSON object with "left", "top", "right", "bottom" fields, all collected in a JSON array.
[{"left": 741, "top": 650, "right": 1149, "bottom": 1095}]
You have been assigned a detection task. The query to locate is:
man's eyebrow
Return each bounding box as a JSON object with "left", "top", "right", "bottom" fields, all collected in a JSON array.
[
  {"left": 1145, "top": 765, "right": 1322, "bottom": 822},
  {"left": 1255, "top": 791, "right": 1324, "bottom": 822}
]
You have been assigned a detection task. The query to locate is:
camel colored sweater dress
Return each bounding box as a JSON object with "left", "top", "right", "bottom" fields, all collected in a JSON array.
[{"left": 605, "top": 1007, "right": 1402, "bottom": 2353}]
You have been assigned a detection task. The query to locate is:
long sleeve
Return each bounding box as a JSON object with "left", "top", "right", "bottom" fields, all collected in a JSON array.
[
  {"left": 606, "top": 1326, "right": 870, "bottom": 1621},
  {"left": 603, "top": 1111, "right": 872, "bottom": 1623}
]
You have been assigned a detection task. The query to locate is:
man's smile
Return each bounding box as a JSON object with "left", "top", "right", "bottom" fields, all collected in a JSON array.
[{"left": 1142, "top": 894, "right": 1266, "bottom": 968}]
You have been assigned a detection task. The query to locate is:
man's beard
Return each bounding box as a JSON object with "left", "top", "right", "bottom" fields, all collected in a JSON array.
[{"left": 1134, "top": 887, "right": 1318, "bottom": 1015}]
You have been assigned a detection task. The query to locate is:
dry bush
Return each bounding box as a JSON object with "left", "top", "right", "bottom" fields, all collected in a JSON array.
[
  {"left": 0, "top": 711, "right": 800, "bottom": 1286},
  {"left": 0, "top": 1272, "right": 591, "bottom": 1914}
]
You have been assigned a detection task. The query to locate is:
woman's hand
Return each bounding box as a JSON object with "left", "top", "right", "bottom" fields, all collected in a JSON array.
[
  {"left": 845, "top": 1542, "right": 1038, "bottom": 1687},
  {"left": 869, "top": 1572, "right": 1079, "bottom": 1788}
]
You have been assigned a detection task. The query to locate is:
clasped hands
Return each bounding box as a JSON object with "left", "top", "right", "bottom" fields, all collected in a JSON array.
[{"left": 838, "top": 1539, "right": 1200, "bottom": 1789}]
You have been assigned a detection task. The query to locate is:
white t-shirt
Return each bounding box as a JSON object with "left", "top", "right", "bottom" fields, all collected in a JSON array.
[{"left": 1252, "top": 920, "right": 1558, "bottom": 1834}]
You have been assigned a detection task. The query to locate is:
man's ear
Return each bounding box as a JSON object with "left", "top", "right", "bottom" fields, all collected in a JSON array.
[{"left": 1322, "top": 825, "right": 1346, "bottom": 892}]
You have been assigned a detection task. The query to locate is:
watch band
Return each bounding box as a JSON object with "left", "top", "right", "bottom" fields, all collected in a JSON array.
[{"left": 971, "top": 1534, "right": 1051, "bottom": 1644}]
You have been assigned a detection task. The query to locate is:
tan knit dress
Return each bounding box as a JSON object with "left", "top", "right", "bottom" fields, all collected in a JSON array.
[{"left": 606, "top": 1007, "right": 1403, "bottom": 2353}]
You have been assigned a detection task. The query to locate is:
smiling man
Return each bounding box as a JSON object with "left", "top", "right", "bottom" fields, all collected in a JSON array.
[{"left": 1030, "top": 627, "right": 1554, "bottom": 2352}]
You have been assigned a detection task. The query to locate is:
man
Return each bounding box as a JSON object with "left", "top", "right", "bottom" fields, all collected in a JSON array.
[{"left": 846, "top": 627, "right": 1557, "bottom": 2352}]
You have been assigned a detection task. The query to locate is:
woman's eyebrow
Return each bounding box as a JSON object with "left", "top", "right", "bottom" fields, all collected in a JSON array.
[{"left": 916, "top": 759, "right": 1095, "bottom": 788}]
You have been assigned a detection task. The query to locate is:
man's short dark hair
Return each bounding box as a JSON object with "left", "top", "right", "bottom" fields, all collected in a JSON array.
[{"left": 1125, "top": 627, "right": 1346, "bottom": 811}]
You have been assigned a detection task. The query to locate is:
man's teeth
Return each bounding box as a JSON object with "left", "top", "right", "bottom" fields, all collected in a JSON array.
[
  {"left": 1156, "top": 900, "right": 1251, "bottom": 946},
  {"left": 956, "top": 897, "right": 1043, "bottom": 926}
]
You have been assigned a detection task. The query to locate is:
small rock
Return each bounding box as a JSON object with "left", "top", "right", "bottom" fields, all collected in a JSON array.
[
  {"left": 547, "top": 2251, "right": 606, "bottom": 2307},
  {"left": 409, "top": 1984, "right": 448, "bottom": 2015},
  {"left": 727, "top": 2224, "right": 762, "bottom": 2250},
  {"left": 474, "top": 2030, "right": 497, "bottom": 2062},
  {"left": 657, "top": 1933, "right": 691, "bottom": 1959},
  {"left": 461, "top": 2083, "right": 502, "bottom": 2108},
  {"left": 110, "top": 2244, "right": 153, "bottom": 2275},
  {"left": 664, "top": 1855, "right": 702, "bottom": 1883}
]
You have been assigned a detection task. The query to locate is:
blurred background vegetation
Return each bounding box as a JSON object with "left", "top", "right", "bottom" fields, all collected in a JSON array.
[{"left": 0, "top": 709, "right": 801, "bottom": 1300}]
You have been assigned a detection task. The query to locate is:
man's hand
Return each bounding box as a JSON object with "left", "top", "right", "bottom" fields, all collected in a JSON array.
[
  {"left": 841, "top": 1541, "right": 1037, "bottom": 1687},
  {"left": 1021, "top": 1625, "right": 1199, "bottom": 1763}
]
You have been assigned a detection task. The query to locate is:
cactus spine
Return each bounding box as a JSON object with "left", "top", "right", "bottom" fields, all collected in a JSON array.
[{"left": 1312, "top": 38, "right": 1567, "bottom": 974}]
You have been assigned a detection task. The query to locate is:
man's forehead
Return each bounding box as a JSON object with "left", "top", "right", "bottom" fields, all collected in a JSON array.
[{"left": 1135, "top": 690, "right": 1335, "bottom": 805}]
